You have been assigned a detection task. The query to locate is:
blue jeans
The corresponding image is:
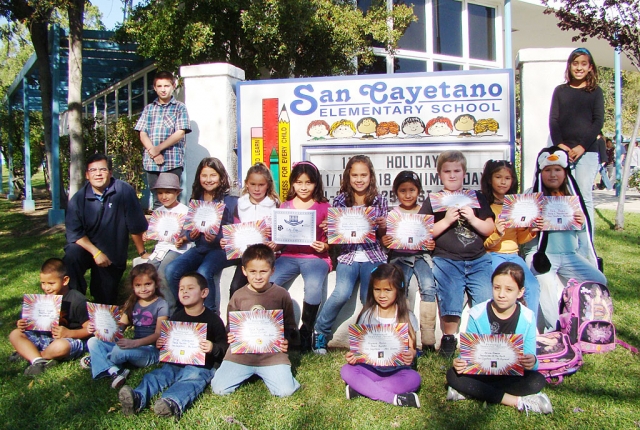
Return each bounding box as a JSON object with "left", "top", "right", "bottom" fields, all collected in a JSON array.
[
  {"left": 314, "top": 261, "right": 381, "bottom": 337},
  {"left": 134, "top": 363, "right": 214, "bottom": 414},
  {"left": 390, "top": 255, "right": 436, "bottom": 302},
  {"left": 87, "top": 337, "right": 159, "bottom": 379},
  {"left": 526, "top": 251, "right": 607, "bottom": 331},
  {"left": 572, "top": 152, "right": 598, "bottom": 262},
  {"left": 271, "top": 257, "right": 330, "bottom": 305},
  {"left": 489, "top": 253, "right": 540, "bottom": 320},
  {"left": 433, "top": 254, "right": 493, "bottom": 317},
  {"left": 165, "top": 247, "right": 234, "bottom": 313},
  {"left": 210, "top": 361, "right": 299, "bottom": 397}
]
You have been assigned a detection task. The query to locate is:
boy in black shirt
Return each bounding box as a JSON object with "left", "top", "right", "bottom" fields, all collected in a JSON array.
[
  {"left": 119, "top": 272, "right": 227, "bottom": 418},
  {"left": 9, "top": 258, "right": 90, "bottom": 376}
]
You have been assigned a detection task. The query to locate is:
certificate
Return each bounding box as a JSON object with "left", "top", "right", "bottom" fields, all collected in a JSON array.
[
  {"left": 222, "top": 219, "right": 270, "bottom": 259},
  {"left": 386, "top": 211, "right": 434, "bottom": 250},
  {"left": 430, "top": 190, "right": 480, "bottom": 212},
  {"left": 87, "top": 303, "right": 122, "bottom": 342},
  {"left": 22, "top": 294, "right": 62, "bottom": 331},
  {"left": 349, "top": 323, "right": 409, "bottom": 367},
  {"left": 159, "top": 321, "right": 207, "bottom": 366},
  {"left": 183, "top": 200, "right": 226, "bottom": 235},
  {"left": 327, "top": 207, "right": 376, "bottom": 244},
  {"left": 146, "top": 209, "right": 185, "bottom": 242},
  {"left": 271, "top": 209, "right": 316, "bottom": 245},
  {"left": 500, "top": 193, "right": 544, "bottom": 228},
  {"left": 459, "top": 333, "right": 524, "bottom": 376},
  {"left": 541, "top": 196, "right": 582, "bottom": 231},
  {"left": 228, "top": 310, "right": 284, "bottom": 354}
]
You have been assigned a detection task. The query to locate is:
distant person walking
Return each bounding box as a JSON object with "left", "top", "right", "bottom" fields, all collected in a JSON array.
[{"left": 549, "top": 47, "right": 603, "bottom": 264}]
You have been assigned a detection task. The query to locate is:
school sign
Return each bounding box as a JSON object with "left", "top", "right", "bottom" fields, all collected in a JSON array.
[{"left": 237, "top": 70, "right": 515, "bottom": 202}]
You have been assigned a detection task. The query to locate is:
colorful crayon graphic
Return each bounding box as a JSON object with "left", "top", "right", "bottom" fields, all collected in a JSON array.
[
  {"left": 251, "top": 128, "right": 264, "bottom": 165},
  {"left": 262, "top": 99, "right": 279, "bottom": 167},
  {"left": 278, "top": 105, "right": 291, "bottom": 200}
]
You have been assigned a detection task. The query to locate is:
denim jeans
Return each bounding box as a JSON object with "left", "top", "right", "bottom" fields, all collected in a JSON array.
[
  {"left": 271, "top": 257, "right": 330, "bottom": 305},
  {"left": 489, "top": 253, "right": 540, "bottom": 320},
  {"left": 165, "top": 247, "right": 234, "bottom": 313},
  {"left": 526, "top": 251, "right": 607, "bottom": 331},
  {"left": 390, "top": 255, "right": 436, "bottom": 302},
  {"left": 87, "top": 337, "right": 159, "bottom": 379},
  {"left": 572, "top": 152, "right": 598, "bottom": 238},
  {"left": 433, "top": 253, "right": 493, "bottom": 317},
  {"left": 210, "top": 361, "right": 299, "bottom": 397},
  {"left": 314, "top": 261, "right": 381, "bottom": 337},
  {"left": 134, "top": 363, "right": 214, "bottom": 414}
]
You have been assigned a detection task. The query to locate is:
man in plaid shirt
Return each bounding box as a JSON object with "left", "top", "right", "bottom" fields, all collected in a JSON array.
[{"left": 136, "top": 71, "right": 191, "bottom": 209}]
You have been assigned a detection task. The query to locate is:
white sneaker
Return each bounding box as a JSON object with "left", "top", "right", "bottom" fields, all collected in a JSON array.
[
  {"left": 446, "top": 386, "right": 467, "bottom": 401},
  {"left": 518, "top": 393, "right": 553, "bottom": 415}
]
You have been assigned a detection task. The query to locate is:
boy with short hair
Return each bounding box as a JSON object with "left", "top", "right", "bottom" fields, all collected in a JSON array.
[
  {"left": 420, "top": 150, "right": 495, "bottom": 357},
  {"left": 143, "top": 172, "right": 192, "bottom": 314},
  {"left": 9, "top": 258, "right": 90, "bottom": 376},
  {"left": 210, "top": 244, "right": 301, "bottom": 397},
  {"left": 118, "top": 272, "right": 227, "bottom": 418},
  {"left": 135, "top": 71, "right": 191, "bottom": 209}
]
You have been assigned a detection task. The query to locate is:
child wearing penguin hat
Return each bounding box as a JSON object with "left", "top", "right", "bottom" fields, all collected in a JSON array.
[{"left": 524, "top": 146, "right": 607, "bottom": 332}]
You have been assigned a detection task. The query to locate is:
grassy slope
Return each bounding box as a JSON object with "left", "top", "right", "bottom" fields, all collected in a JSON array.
[{"left": 0, "top": 195, "right": 638, "bottom": 430}]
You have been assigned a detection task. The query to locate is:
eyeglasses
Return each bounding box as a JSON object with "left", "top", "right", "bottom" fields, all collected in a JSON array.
[{"left": 88, "top": 167, "right": 109, "bottom": 174}]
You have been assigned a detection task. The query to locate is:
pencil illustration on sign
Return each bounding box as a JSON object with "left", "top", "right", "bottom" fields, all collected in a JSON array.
[
  {"left": 278, "top": 105, "right": 291, "bottom": 200},
  {"left": 262, "top": 98, "right": 279, "bottom": 167},
  {"left": 251, "top": 128, "right": 264, "bottom": 165}
]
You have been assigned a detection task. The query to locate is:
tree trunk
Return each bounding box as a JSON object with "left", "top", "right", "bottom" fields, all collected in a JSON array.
[
  {"left": 614, "top": 99, "right": 640, "bottom": 230},
  {"left": 68, "top": 0, "right": 85, "bottom": 197}
]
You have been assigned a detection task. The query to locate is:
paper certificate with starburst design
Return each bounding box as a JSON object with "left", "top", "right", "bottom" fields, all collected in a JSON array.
[
  {"left": 22, "top": 294, "right": 62, "bottom": 331},
  {"left": 271, "top": 209, "right": 316, "bottom": 245},
  {"left": 541, "top": 196, "right": 582, "bottom": 231},
  {"left": 222, "top": 219, "right": 270, "bottom": 259},
  {"left": 327, "top": 207, "right": 376, "bottom": 244},
  {"left": 429, "top": 190, "right": 481, "bottom": 212},
  {"left": 228, "top": 310, "right": 285, "bottom": 354},
  {"left": 183, "top": 200, "right": 226, "bottom": 235},
  {"left": 386, "top": 211, "right": 434, "bottom": 250},
  {"left": 146, "top": 210, "right": 185, "bottom": 243},
  {"left": 87, "top": 303, "right": 122, "bottom": 342},
  {"left": 459, "top": 333, "right": 524, "bottom": 376},
  {"left": 348, "top": 323, "right": 409, "bottom": 367},
  {"left": 159, "top": 321, "right": 207, "bottom": 366},
  {"left": 500, "top": 193, "right": 544, "bottom": 228}
]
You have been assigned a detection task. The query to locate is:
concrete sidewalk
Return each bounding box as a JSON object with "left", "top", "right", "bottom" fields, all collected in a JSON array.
[{"left": 593, "top": 189, "right": 640, "bottom": 213}]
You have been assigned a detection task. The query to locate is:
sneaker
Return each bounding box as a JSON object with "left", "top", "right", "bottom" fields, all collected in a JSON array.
[
  {"left": 345, "top": 384, "right": 362, "bottom": 400},
  {"left": 312, "top": 332, "right": 328, "bottom": 355},
  {"left": 422, "top": 345, "right": 436, "bottom": 354},
  {"left": 79, "top": 355, "right": 91, "bottom": 370},
  {"left": 394, "top": 392, "right": 421, "bottom": 408},
  {"left": 517, "top": 393, "right": 553, "bottom": 415},
  {"left": 154, "top": 398, "right": 181, "bottom": 418},
  {"left": 438, "top": 335, "right": 457, "bottom": 358},
  {"left": 119, "top": 385, "right": 141, "bottom": 416},
  {"left": 111, "top": 368, "right": 130, "bottom": 389},
  {"left": 23, "top": 359, "right": 58, "bottom": 376},
  {"left": 446, "top": 386, "right": 467, "bottom": 401},
  {"left": 9, "top": 352, "right": 25, "bottom": 363}
]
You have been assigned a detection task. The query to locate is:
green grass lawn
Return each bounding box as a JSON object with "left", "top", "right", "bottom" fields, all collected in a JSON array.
[{"left": 0, "top": 194, "right": 638, "bottom": 429}]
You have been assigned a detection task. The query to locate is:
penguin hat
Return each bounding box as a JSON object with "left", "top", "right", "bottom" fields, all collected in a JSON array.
[{"left": 531, "top": 146, "right": 597, "bottom": 273}]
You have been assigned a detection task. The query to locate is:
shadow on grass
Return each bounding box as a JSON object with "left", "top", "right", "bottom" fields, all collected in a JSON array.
[{"left": 595, "top": 208, "right": 615, "bottom": 230}]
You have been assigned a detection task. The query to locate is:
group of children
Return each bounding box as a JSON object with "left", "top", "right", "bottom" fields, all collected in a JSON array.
[{"left": 8, "top": 144, "right": 608, "bottom": 417}]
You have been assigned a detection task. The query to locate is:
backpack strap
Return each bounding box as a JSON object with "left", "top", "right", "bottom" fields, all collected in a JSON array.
[{"left": 616, "top": 339, "right": 639, "bottom": 354}]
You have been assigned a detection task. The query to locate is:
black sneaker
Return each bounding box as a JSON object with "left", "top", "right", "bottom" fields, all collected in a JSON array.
[
  {"left": 345, "top": 384, "right": 362, "bottom": 400},
  {"left": 9, "top": 352, "right": 25, "bottom": 363},
  {"left": 23, "top": 359, "right": 57, "bottom": 376},
  {"left": 111, "top": 368, "right": 130, "bottom": 389},
  {"left": 154, "top": 398, "right": 181, "bottom": 418},
  {"left": 119, "top": 385, "right": 141, "bottom": 415},
  {"left": 438, "top": 335, "right": 457, "bottom": 358},
  {"left": 394, "top": 392, "right": 421, "bottom": 408},
  {"left": 422, "top": 344, "right": 436, "bottom": 354}
]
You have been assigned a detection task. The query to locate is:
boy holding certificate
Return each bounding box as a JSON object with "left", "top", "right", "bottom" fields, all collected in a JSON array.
[
  {"left": 211, "top": 244, "right": 301, "bottom": 397},
  {"left": 419, "top": 151, "right": 495, "bottom": 357},
  {"left": 9, "top": 258, "right": 90, "bottom": 376},
  {"left": 118, "top": 272, "right": 227, "bottom": 418}
]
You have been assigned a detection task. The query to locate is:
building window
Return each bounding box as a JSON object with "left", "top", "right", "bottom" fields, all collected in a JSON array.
[{"left": 359, "top": 0, "right": 501, "bottom": 74}]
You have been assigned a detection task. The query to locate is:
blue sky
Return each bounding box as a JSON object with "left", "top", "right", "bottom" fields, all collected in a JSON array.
[{"left": 92, "top": 0, "right": 144, "bottom": 30}]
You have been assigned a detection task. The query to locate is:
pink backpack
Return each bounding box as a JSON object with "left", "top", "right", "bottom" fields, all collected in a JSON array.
[
  {"left": 535, "top": 332, "right": 583, "bottom": 384},
  {"left": 558, "top": 279, "right": 616, "bottom": 353}
]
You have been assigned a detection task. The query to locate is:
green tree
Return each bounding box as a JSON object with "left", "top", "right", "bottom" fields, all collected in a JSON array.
[{"left": 118, "top": 0, "right": 415, "bottom": 79}]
